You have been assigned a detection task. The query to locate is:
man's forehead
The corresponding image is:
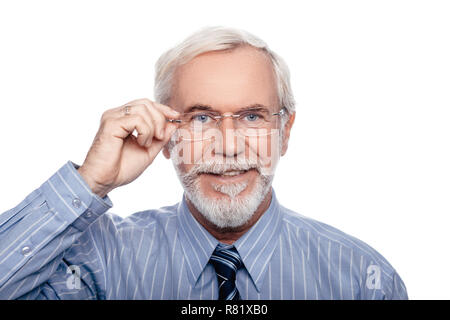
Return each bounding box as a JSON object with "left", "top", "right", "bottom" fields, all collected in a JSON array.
[{"left": 170, "top": 46, "right": 278, "bottom": 112}]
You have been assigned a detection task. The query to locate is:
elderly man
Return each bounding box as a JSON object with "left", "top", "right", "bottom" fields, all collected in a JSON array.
[{"left": 0, "top": 26, "right": 407, "bottom": 300}]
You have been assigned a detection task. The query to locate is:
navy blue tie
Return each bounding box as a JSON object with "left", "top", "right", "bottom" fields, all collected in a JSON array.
[{"left": 209, "top": 244, "right": 243, "bottom": 300}]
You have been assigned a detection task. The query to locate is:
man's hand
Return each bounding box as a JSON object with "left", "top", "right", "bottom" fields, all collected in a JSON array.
[{"left": 77, "top": 98, "right": 180, "bottom": 198}]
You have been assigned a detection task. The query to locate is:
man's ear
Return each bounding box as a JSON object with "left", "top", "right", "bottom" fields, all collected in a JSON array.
[{"left": 281, "top": 111, "right": 296, "bottom": 156}]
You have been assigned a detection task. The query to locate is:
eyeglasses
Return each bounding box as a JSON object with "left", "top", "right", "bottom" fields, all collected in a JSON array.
[{"left": 167, "top": 107, "right": 286, "bottom": 141}]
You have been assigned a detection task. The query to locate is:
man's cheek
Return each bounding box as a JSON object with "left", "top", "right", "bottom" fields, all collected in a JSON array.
[{"left": 244, "top": 131, "right": 280, "bottom": 175}]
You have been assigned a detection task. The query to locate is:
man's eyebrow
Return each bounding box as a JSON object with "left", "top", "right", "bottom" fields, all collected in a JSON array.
[
  {"left": 237, "top": 104, "right": 270, "bottom": 112},
  {"left": 184, "top": 103, "right": 270, "bottom": 113},
  {"left": 185, "top": 104, "right": 213, "bottom": 113}
]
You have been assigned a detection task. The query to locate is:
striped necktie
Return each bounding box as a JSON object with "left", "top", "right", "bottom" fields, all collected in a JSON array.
[{"left": 209, "top": 244, "right": 243, "bottom": 300}]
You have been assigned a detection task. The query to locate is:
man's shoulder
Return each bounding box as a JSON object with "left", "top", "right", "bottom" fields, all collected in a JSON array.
[
  {"left": 278, "top": 205, "right": 397, "bottom": 274},
  {"left": 86, "top": 202, "right": 180, "bottom": 239},
  {"left": 277, "top": 205, "right": 408, "bottom": 299}
]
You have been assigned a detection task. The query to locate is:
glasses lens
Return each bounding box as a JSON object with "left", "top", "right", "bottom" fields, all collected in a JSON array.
[
  {"left": 235, "top": 110, "right": 280, "bottom": 137},
  {"left": 176, "top": 109, "right": 282, "bottom": 140}
]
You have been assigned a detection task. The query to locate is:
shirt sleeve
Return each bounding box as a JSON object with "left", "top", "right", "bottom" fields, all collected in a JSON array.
[
  {"left": 0, "top": 161, "right": 113, "bottom": 299},
  {"left": 388, "top": 271, "right": 408, "bottom": 300}
]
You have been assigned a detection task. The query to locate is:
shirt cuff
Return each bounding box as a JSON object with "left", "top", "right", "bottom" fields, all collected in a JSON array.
[{"left": 39, "top": 161, "right": 113, "bottom": 228}]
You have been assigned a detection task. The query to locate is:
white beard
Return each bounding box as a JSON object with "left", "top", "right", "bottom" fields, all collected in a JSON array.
[
  {"left": 172, "top": 157, "right": 274, "bottom": 229},
  {"left": 185, "top": 173, "right": 273, "bottom": 229}
]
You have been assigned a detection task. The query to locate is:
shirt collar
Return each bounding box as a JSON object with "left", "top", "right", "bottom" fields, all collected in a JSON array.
[
  {"left": 234, "top": 188, "right": 282, "bottom": 292},
  {"left": 176, "top": 187, "right": 283, "bottom": 292},
  {"left": 176, "top": 194, "right": 219, "bottom": 286}
]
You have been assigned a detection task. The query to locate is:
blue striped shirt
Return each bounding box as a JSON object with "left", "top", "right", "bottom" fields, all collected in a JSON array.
[{"left": 0, "top": 161, "right": 407, "bottom": 299}]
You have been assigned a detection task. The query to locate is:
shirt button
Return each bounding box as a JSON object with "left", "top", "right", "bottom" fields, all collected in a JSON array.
[
  {"left": 21, "top": 246, "right": 32, "bottom": 256},
  {"left": 85, "top": 210, "right": 92, "bottom": 218},
  {"left": 72, "top": 198, "right": 81, "bottom": 208}
]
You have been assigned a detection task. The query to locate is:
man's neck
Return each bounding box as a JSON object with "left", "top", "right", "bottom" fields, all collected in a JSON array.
[{"left": 185, "top": 189, "right": 273, "bottom": 245}]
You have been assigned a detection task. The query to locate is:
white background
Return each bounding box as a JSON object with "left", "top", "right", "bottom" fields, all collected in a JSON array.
[{"left": 0, "top": 0, "right": 449, "bottom": 299}]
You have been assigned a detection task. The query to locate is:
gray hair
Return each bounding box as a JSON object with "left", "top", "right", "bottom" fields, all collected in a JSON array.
[{"left": 153, "top": 26, "right": 295, "bottom": 117}]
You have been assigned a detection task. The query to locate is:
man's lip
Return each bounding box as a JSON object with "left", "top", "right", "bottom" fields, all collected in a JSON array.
[
  {"left": 199, "top": 168, "right": 257, "bottom": 175},
  {"left": 199, "top": 168, "right": 256, "bottom": 182}
]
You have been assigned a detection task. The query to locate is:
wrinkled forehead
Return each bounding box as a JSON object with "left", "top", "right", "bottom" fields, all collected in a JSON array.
[{"left": 170, "top": 46, "right": 279, "bottom": 114}]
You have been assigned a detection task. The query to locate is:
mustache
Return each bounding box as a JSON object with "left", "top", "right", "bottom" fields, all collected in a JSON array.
[
  {"left": 177, "top": 159, "right": 274, "bottom": 193},
  {"left": 187, "top": 159, "right": 261, "bottom": 176}
]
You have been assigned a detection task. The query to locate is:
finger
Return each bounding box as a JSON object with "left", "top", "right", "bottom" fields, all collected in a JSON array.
[
  {"left": 146, "top": 122, "right": 178, "bottom": 159},
  {"left": 124, "top": 104, "right": 165, "bottom": 142},
  {"left": 107, "top": 114, "right": 154, "bottom": 147},
  {"left": 132, "top": 98, "right": 180, "bottom": 118},
  {"left": 145, "top": 103, "right": 168, "bottom": 140},
  {"left": 126, "top": 98, "right": 179, "bottom": 115},
  {"left": 152, "top": 101, "right": 181, "bottom": 119},
  {"left": 111, "top": 103, "right": 163, "bottom": 147},
  {"left": 126, "top": 100, "right": 178, "bottom": 141},
  {"left": 109, "top": 102, "right": 146, "bottom": 118},
  {"left": 112, "top": 99, "right": 180, "bottom": 119}
]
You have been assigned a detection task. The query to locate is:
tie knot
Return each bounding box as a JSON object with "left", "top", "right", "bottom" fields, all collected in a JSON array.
[
  {"left": 210, "top": 244, "right": 243, "bottom": 300},
  {"left": 209, "top": 245, "right": 242, "bottom": 280}
]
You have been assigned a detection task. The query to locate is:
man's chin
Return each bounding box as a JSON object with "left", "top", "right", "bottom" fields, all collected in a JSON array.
[
  {"left": 185, "top": 182, "right": 268, "bottom": 229},
  {"left": 197, "top": 171, "right": 258, "bottom": 200}
]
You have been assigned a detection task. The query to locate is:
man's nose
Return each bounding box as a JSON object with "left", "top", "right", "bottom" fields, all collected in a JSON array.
[{"left": 215, "top": 116, "right": 245, "bottom": 158}]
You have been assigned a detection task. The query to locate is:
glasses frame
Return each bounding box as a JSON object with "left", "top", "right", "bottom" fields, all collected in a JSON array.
[
  {"left": 166, "top": 107, "right": 287, "bottom": 141},
  {"left": 166, "top": 107, "right": 287, "bottom": 125}
]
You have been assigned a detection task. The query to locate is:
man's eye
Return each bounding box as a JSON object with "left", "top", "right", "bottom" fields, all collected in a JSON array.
[
  {"left": 192, "top": 114, "right": 212, "bottom": 123},
  {"left": 244, "top": 113, "right": 261, "bottom": 121}
]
